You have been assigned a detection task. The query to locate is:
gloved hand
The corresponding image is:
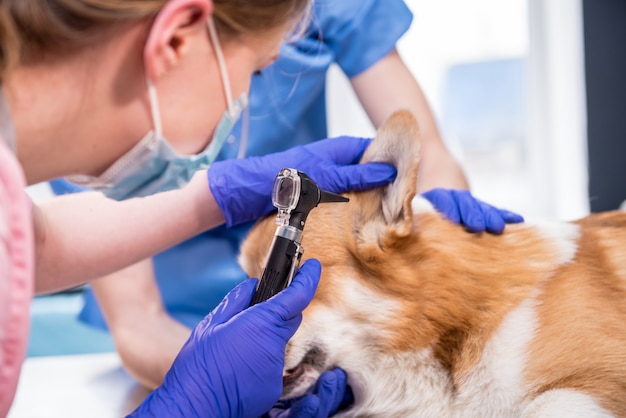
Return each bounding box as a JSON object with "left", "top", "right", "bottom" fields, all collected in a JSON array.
[
  {"left": 128, "top": 260, "right": 323, "bottom": 418},
  {"left": 208, "top": 136, "right": 396, "bottom": 227},
  {"left": 265, "top": 368, "right": 354, "bottom": 418},
  {"left": 421, "top": 188, "right": 524, "bottom": 234}
]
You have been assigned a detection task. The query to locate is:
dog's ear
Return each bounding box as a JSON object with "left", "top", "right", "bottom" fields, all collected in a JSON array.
[{"left": 351, "top": 110, "right": 421, "bottom": 245}]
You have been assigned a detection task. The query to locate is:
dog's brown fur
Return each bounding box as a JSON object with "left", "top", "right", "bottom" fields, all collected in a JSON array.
[{"left": 240, "top": 111, "right": 626, "bottom": 416}]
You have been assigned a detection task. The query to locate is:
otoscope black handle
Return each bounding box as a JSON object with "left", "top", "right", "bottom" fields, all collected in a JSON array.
[{"left": 250, "top": 234, "right": 303, "bottom": 305}]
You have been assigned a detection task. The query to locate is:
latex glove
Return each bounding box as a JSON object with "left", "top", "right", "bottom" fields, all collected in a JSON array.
[
  {"left": 208, "top": 136, "right": 396, "bottom": 227},
  {"left": 421, "top": 188, "right": 524, "bottom": 234},
  {"left": 265, "top": 368, "right": 354, "bottom": 418},
  {"left": 128, "top": 260, "right": 323, "bottom": 418}
]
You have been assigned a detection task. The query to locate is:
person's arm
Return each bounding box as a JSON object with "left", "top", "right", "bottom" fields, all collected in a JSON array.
[
  {"left": 350, "top": 48, "right": 469, "bottom": 192},
  {"left": 90, "top": 259, "right": 190, "bottom": 390},
  {"left": 32, "top": 171, "right": 222, "bottom": 294},
  {"left": 32, "top": 138, "right": 395, "bottom": 294}
]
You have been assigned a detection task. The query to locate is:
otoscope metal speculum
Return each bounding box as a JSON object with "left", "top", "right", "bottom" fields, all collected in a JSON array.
[{"left": 249, "top": 168, "right": 349, "bottom": 305}]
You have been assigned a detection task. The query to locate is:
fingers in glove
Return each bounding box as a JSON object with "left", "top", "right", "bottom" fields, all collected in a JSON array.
[
  {"left": 423, "top": 188, "right": 461, "bottom": 224},
  {"left": 479, "top": 201, "right": 506, "bottom": 234},
  {"left": 499, "top": 209, "right": 524, "bottom": 224},
  {"left": 265, "top": 369, "right": 349, "bottom": 418},
  {"left": 332, "top": 163, "right": 397, "bottom": 193},
  {"left": 282, "top": 395, "right": 322, "bottom": 418},
  {"left": 201, "top": 278, "right": 258, "bottom": 325},
  {"left": 453, "top": 189, "right": 486, "bottom": 233},
  {"left": 339, "top": 385, "right": 354, "bottom": 412},
  {"left": 304, "top": 137, "right": 372, "bottom": 164},
  {"left": 263, "top": 259, "right": 322, "bottom": 322},
  {"left": 316, "top": 369, "right": 348, "bottom": 417},
  {"left": 484, "top": 208, "right": 524, "bottom": 234},
  {"left": 274, "top": 370, "right": 345, "bottom": 418}
]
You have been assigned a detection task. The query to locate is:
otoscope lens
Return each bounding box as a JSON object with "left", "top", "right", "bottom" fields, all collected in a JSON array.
[
  {"left": 272, "top": 168, "right": 300, "bottom": 210},
  {"left": 276, "top": 178, "right": 294, "bottom": 206}
]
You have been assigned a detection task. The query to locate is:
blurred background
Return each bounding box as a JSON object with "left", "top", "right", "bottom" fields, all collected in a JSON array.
[
  {"left": 25, "top": 0, "right": 626, "bottom": 357},
  {"left": 329, "top": 0, "right": 593, "bottom": 222}
]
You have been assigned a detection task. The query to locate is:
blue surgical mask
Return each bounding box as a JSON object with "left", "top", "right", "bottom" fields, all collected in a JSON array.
[{"left": 68, "top": 18, "right": 248, "bottom": 201}]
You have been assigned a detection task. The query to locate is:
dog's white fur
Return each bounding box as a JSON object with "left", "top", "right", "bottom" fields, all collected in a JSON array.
[{"left": 240, "top": 111, "right": 626, "bottom": 417}]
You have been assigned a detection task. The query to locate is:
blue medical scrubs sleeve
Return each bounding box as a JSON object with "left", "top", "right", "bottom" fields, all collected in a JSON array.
[
  {"left": 49, "top": 178, "right": 90, "bottom": 194},
  {"left": 318, "top": 0, "right": 413, "bottom": 78},
  {"left": 78, "top": 289, "right": 109, "bottom": 331}
]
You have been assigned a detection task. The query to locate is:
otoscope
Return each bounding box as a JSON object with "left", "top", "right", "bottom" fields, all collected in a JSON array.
[{"left": 249, "top": 168, "right": 349, "bottom": 305}]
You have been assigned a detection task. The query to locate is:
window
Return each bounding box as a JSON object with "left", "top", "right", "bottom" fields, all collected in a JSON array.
[{"left": 327, "top": 0, "right": 588, "bottom": 221}]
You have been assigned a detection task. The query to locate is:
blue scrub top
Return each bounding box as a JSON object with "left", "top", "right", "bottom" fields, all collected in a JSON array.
[{"left": 68, "top": 0, "right": 413, "bottom": 330}]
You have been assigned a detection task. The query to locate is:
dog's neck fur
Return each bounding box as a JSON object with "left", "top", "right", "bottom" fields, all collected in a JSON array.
[
  {"left": 340, "top": 200, "right": 568, "bottom": 385},
  {"left": 240, "top": 111, "right": 625, "bottom": 417}
]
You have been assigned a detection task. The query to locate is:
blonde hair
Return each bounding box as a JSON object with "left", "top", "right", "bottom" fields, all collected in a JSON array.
[{"left": 0, "top": 0, "right": 311, "bottom": 82}]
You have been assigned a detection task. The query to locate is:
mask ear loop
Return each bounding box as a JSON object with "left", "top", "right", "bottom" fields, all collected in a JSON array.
[
  {"left": 145, "top": 18, "right": 236, "bottom": 154},
  {"left": 146, "top": 79, "right": 163, "bottom": 137},
  {"left": 207, "top": 18, "right": 235, "bottom": 118},
  {"left": 237, "top": 104, "right": 250, "bottom": 159},
  {"left": 0, "top": 88, "right": 16, "bottom": 153}
]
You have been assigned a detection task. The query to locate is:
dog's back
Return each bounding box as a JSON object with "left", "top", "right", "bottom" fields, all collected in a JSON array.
[
  {"left": 524, "top": 211, "right": 626, "bottom": 413},
  {"left": 240, "top": 111, "right": 626, "bottom": 417}
]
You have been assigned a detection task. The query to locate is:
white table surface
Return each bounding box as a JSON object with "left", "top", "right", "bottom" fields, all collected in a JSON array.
[{"left": 7, "top": 353, "right": 151, "bottom": 418}]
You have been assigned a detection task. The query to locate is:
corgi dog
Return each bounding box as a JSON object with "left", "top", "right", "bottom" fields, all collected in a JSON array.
[{"left": 239, "top": 111, "right": 626, "bottom": 417}]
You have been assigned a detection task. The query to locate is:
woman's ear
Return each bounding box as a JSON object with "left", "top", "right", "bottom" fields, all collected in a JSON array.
[{"left": 144, "top": 0, "right": 213, "bottom": 81}]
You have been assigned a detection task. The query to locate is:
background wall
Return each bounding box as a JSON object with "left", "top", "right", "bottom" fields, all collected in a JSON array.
[
  {"left": 327, "top": 0, "right": 591, "bottom": 221},
  {"left": 583, "top": 0, "right": 626, "bottom": 212}
]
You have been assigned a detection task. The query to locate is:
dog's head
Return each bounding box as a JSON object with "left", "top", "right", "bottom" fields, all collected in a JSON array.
[{"left": 239, "top": 110, "right": 434, "bottom": 401}]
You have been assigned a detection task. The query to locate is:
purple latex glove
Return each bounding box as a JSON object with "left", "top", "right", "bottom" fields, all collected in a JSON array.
[
  {"left": 265, "top": 369, "right": 354, "bottom": 418},
  {"left": 421, "top": 188, "right": 524, "bottom": 234},
  {"left": 128, "top": 260, "right": 323, "bottom": 418},
  {"left": 208, "top": 136, "right": 397, "bottom": 227}
]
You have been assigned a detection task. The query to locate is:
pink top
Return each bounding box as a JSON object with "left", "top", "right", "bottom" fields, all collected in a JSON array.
[{"left": 0, "top": 137, "right": 33, "bottom": 416}]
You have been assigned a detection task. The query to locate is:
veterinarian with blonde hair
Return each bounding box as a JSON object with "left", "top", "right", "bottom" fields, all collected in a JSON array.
[
  {"left": 48, "top": 0, "right": 525, "bottom": 405},
  {"left": 0, "top": 0, "right": 404, "bottom": 416}
]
